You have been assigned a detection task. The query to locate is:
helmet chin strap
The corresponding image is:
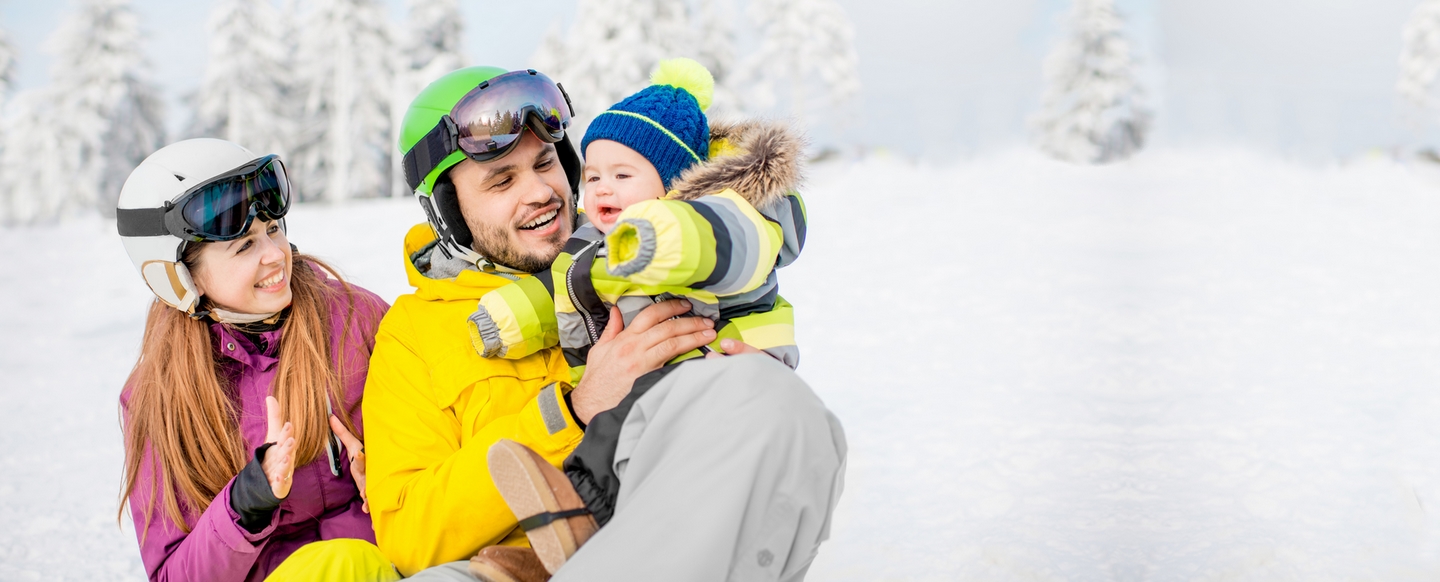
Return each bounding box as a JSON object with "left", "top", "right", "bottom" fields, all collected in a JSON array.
[
  {"left": 438, "top": 237, "right": 527, "bottom": 279},
  {"left": 209, "top": 308, "right": 284, "bottom": 325},
  {"left": 435, "top": 210, "right": 576, "bottom": 277},
  {"left": 191, "top": 304, "right": 283, "bottom": 325}
]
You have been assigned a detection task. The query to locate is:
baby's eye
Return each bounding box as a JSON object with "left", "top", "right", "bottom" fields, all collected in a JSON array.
[
  {"left": 616, "top": 173, "right": 630, "bottom": 180},
  {"left": 586, "top": 175, "right": 599, "bottom": 183}
]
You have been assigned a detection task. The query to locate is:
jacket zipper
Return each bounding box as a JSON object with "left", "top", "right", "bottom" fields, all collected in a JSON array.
[{"left": 568, "top": 240, "right": 603, "bottom": 343}]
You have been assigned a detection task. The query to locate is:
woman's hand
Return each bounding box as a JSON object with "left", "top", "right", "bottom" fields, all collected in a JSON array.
[
  {"left": 262, "top": 396, "right": 297, "bottom": 499},
  {"left": 328, "top": 415, "right": 369, "bottom": 514}
]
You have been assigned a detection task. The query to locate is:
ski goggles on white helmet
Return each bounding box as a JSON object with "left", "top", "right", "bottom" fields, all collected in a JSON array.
[
  {"left": 118, "top": 155, "right": 291, "bottom": 245},
  {"left": 402, "top": 69, "right": 574, "bottom": 192}
]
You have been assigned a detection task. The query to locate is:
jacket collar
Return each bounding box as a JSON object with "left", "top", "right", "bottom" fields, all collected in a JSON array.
[
  {"left": 402, "top": 223, "right": 534, "bottom": 302},
  {"left": 666, "top": 119, "right": 805, "bottom": 209},
  {"left": 211, "top": 323, "right": 280, "bottom": 371}
]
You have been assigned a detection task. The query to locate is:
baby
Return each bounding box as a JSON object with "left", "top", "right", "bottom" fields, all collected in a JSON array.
[
  {"left": 468, "top": 58, "right": 807, "bottom": 384},
  {"left": 469, "top": 59, "right": 810, "bottom": 580}
]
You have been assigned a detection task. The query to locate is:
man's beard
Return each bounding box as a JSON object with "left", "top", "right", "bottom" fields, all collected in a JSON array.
[{"left": 470, "top": 203, "right": 572, "bottom": 273}]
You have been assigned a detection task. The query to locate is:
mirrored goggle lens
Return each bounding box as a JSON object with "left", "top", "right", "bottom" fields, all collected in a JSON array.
[
  {"left": 179, "top": 159, "right": 290, "bottom": 239},
  {"left": 452, "top": 72, "right": 570, "bottom": 156}
]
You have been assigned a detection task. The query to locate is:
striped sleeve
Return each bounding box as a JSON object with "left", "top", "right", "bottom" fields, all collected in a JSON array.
[
  {"left": 604, "top": 189, "right": 783, "bottom": 297},
  {"left": 469, "top": 273, "right": 558, "bottom": 359},
  {"left": 758, "top": 192, "right": 806, "bottom": 269}
]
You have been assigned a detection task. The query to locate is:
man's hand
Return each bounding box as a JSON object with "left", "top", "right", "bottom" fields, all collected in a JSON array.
[
  {"left": 262, "top": 396, "right": 297, "bottom": 499},
  {"left": 570, "top": 299, "right": 716, "bottom": 424},
  {"left": 329, "top": 415, "right": 369, "bottom": 513},
  {"left": 705, "top": 338, "right": 770, "bottom": 358}
]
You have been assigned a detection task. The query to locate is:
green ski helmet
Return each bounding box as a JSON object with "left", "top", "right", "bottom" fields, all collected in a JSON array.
[{"left": 399, "top": 66, "right": 583, "bottom": 266}]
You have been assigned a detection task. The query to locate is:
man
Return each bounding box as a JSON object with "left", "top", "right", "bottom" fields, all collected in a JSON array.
[{"left": 363, "top": 66, "right": 846, "bottom": 581}]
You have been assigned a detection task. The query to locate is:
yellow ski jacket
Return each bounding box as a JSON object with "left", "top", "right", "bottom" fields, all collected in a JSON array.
[{"left": 362, "top": 224, "right": 584, "bottom": 576}]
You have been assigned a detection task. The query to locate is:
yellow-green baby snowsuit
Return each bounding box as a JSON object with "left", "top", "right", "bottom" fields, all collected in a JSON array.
[{"left": 468, "top": 119, "right": 808, "bottom": 384}]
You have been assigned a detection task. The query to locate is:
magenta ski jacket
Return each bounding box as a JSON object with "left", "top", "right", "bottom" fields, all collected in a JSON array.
[{"left": 121, "top": 274, "right": 389, "bottom": 582}]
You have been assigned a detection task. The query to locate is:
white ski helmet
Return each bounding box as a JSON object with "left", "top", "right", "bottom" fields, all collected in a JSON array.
[{"left": 116, "top": 138, "right": 281, "bottom": 314}]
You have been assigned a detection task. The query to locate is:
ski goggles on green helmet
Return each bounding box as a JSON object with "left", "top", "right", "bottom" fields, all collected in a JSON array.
[
  {"left": 402, "top": 69, "right": 574, "bottom": 192},
  {"left": 117, "top": 155, "right": 291, "bottom": 245}
]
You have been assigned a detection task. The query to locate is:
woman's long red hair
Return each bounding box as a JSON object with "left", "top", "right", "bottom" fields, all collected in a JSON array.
[{"left": 118, "top": 250, "right": 358, "bottom": 535}]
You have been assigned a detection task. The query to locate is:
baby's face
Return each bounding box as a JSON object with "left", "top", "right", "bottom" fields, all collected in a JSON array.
[{"left": 582, "top": 140, "right": 667, "bottom": 233}]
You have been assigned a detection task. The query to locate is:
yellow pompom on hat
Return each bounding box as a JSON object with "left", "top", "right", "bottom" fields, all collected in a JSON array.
[{"left": 582, "top": 58, "right": 715, "bottom": 189}]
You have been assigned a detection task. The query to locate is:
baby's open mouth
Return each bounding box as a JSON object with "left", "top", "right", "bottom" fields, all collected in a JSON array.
[{"left": 596, "top": 205, "right": 621, "bottom": 222}]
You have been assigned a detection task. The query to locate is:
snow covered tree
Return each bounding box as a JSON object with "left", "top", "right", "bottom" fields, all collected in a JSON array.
[
  {"left": 1030, "top": 0, "right": 1151, "bottom": 164},
  {"left": 0, "top": 27, "right": 15, "bottom": 99},
  {"left": 0, "top": 92, "right": 71, "bottom": 224},
  {"left": 740, "top": 0, "right": 861, "bottom": 125},
  {"left": 0, "top": 27, "right": 17, "bottom": 223},
  {"left": 531, "top": 0, "right": 693, "bottom": 135},
  {"left": 12, "top": 0, "right": 166, "bottom": 219},
  {"left": 392, "top": 0, "right": 465, "bottom": 196},
  {"left": 530, "top": 22, "right": 570, "bottom": 80},
  {"left": 404, "top": 0, "right": 465, "bottom": 84},
  {"left": 694, "top": 0, "right": 741, "bottom": 114},
  {"left": 291, "top": 0, "right": 394, "bottom": 202},
  {"left": 190, "top": 0, "right": 292, "bottom": 158},
  {"left": 1400, "top": 0, "right": 1440, "bottom": 124}
]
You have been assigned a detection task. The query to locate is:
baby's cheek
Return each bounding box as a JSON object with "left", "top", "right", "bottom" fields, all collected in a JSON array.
[{"left": 621, "top": 187, "right": 665, "bottom": 210}]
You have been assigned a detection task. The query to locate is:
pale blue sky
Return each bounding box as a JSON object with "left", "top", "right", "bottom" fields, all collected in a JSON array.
[{"left": 0, "top": 1, "right": 1425, "bottom": 159}]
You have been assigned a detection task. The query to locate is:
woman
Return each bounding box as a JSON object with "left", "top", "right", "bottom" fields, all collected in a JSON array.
[{"left": 114, "top": 139, "right": 398, "bottom": 582}]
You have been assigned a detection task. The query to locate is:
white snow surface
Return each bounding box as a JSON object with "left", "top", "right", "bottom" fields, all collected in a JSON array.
[{"left": 6, "top": 151, "right": 1440, "bottom": 579}]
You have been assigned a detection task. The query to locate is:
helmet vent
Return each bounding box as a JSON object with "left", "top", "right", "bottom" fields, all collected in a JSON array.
[{"left": 173, "top": 173, "right": 186, "bottom": 182}]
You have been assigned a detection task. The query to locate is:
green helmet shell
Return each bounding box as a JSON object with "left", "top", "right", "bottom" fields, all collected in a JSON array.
[{"left": 399, "top": 66, "right": 509, "bottom": 196}]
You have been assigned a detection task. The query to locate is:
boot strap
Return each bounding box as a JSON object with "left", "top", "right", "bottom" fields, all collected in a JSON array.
[{"left": 517, "top": 507, "right": 591, "bottom": 532}]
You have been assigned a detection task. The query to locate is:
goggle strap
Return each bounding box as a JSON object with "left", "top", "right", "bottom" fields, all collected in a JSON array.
[
  {"left": 403, "top": 116, "right": 459, "bottom": 192},
  {"left": 117, "top": 206, "right": 170, "bottom": 237}
]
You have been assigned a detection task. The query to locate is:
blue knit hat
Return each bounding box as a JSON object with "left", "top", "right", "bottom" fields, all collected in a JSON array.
[{"left": 582, "top": 58, "right": 714, "bottom": 190}]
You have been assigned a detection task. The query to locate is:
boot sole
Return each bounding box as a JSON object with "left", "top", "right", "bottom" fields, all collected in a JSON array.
[{"left": 489, "top": 439, "right": 582, "bottom": 574}]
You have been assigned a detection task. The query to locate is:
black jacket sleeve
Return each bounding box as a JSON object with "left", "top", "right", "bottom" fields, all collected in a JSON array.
[
  {"left": 229, "top": 443, "right": 282, "bottom": 534},
  {"left": 563, "top": 364, "right": 678, "bottom": 527}
]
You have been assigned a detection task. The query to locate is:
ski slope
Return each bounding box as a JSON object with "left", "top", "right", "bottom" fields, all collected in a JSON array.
[{"left": 5, "top": 150, "right": 1440, "bottom": 580}]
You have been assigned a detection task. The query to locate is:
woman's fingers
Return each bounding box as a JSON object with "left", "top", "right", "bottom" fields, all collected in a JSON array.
[
  {"left": 267, "top": 436, "right": 297, "bottom": 499},
  {"left": 328, "top": 415, "right": 363, "bottom": 457},
  {"left": 264, "top": 396, "right": 283, "bottom": 443},
  {"left": 329, "top": 415, "right": 370, "bottom": 513}
]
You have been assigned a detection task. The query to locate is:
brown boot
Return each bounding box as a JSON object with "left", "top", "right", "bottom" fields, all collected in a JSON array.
[
  {"left": 468, "top": 546, "right": 551, "bottom": 582},
  {"left": 488, "top": 439, "right": 599, "bottom": 574}
]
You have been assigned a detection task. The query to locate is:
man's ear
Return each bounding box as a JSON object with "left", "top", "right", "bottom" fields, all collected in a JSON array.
[
  {"left": 556, "top": 134, "right": 583, "bottom": 203},
  {"left": 432, "top": 173, "right": 474, "bottom": 249}
]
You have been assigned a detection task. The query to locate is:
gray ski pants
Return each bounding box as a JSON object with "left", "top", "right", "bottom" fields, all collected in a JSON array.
[
  {"left": 553, "top": 355, "right": 847, "bottom": 582},
  {"left": 407, "top": 355, "right": 846, "bottom": 581}
]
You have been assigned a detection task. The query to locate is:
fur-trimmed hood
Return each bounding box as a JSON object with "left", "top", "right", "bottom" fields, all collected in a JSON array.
[{"left": 666, "top": 119, "right": 806, "bottom": 209}]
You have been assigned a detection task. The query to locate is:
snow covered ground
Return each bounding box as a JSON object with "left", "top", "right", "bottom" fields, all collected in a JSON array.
[{"left": 6, "top": 150, "right": 1440, "bottom": 580}]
